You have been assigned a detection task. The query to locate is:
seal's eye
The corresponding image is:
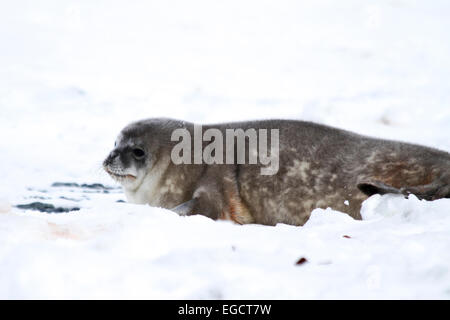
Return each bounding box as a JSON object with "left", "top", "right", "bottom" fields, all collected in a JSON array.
[{"left": 132, "top": 148, "right": 146, "bottom": 159}]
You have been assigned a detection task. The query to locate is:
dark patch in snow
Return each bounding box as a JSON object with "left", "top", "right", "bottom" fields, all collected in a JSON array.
[
  {"left": 27, "top": 196, "right": 51, "bottom": 200},
  {"left": 51, "top": 182, "right": 79, "bottom": 188},
  {"left": 51, "top": 182, "right": 119, "bottom": 192},
  {"left": 81, "top": 183, "right": 113, "bottom": 190},
  {"left": 59, "top": 196, "right": 81, "bottom": 202},
  {"left": 295, "top": 257, "right": 309, "bottom": 266},
  {"left": 27, "top": 188, "right": 48, "bottom": 193},
  {"left": 18, "top": 182, "right": 123, "bottom": 214},
  {"left": 16, "top": 202, "right": 80, "bottom": 213}
]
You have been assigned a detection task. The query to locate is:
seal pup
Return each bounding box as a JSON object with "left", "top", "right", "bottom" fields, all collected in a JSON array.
[{"left": 103, "top": 118, "right": 449, "bottom": 226}]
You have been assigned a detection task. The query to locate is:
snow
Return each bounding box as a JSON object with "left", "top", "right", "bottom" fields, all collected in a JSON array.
[{"left": 1, "top": 0, "right": 449, "bottom": 299}]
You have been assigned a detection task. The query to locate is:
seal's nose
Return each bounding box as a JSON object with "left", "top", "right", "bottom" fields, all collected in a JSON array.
[{"left": 103, "top": 149, "right": 119, "bottom": 167}]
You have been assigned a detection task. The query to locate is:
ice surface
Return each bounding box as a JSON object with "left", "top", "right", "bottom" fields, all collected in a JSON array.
[{"left": 0, "top": 0, "right": 449, "bottom": 299}]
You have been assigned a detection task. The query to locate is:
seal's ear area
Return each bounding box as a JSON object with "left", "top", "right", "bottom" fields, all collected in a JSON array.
[
  {"left": 171, "top": 198, "right": 198, "bottom": 216},
  {"left": 357, "top": 180, "right": 402, "bottom": 197}
]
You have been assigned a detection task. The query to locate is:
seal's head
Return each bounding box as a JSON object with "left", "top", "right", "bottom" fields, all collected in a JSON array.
[{"left": 103, "top": 119, "right": 167, "bottom": 191}]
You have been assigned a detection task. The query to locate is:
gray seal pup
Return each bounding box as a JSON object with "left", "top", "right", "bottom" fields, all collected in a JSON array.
[{"left": 103, "top": 118, "right": 449, "bottom": 226}]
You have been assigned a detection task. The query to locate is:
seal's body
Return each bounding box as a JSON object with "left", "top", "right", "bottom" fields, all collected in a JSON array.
[{"left": 103, "top": 118, "right": 450, "bottom": 226}]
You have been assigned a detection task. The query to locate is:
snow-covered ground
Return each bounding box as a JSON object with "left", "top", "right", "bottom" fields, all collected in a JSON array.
[{"left": 1, "top": 0, "right": 449, "bottom": 299}]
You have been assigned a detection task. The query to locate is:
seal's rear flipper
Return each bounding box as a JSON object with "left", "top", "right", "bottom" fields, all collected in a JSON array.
[
  {"left": 400, "top": 182, "right": 450, "bottom": 201},
  {"left": 358, "top": 178, "right": 450, "bottom": 200},
  {"left": 171, "top": 198, "right": 198, "bottom": 216},
  {"left": 357, "top": 181, "right": 402, "bottom": 197}
]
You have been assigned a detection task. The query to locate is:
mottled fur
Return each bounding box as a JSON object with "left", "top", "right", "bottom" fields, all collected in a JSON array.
[{"left": 104, "top": 118, "right": 450, "bottom": 226}]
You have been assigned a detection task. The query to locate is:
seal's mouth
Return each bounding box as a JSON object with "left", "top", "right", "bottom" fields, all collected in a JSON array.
[{"left": 105, "top": 167, "right": 137, "bottom": 180}]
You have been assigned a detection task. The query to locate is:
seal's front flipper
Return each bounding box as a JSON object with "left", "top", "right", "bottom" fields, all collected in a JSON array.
[
  {"left": 171, "top": 199, "right": 198, "bottom": 216},
  {"left": 357, "top": 180, "right": 402, "bottom": 197}
]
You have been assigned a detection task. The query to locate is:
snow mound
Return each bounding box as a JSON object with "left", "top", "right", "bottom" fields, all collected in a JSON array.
[
  {"left": 1, "top": 195, "right": 450, "bottom": 299},
  {"left": 362, "top": 194, "right": 450, "bottom": 225}
]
